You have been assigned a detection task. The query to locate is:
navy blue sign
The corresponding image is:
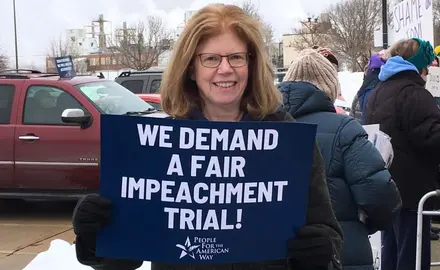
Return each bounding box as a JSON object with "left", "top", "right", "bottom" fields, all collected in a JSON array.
[
  {"left": 54, "top": 55, "right": 76, "bottom": 78},
  {"left": 96, "top": 114, "right": 317, "bottom": 264}
]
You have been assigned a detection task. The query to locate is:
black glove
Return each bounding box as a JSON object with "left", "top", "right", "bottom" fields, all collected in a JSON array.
[
  {"left": 72, "top": 194, "right": 111, "bottom": 264},
  {"left": 73, "top": 194, "right": 144, "bottom": 269},
  {"left": 287, "top": 225, "right": 337, "bottom": 270}
]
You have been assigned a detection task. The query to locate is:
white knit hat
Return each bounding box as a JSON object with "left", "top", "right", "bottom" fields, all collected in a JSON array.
[{"left": 283, "top": 48, "right": 341, "bottom": 102}]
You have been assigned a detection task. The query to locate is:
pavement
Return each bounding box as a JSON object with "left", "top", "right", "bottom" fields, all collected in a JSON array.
[{"left": 0, "top": 200, "right": 76, "bottom": 270}]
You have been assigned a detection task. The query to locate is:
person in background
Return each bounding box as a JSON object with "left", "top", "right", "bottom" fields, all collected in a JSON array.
[
  {"left": 434, "top": 45, "right": 440, "bottom": 58},
  {"left": 278, "top": 49, "right": 402, "bottom": 270},
  {"left": 312, "top": 46, "right": 339, "bottom": 70},
  {"left": 365, "top": 37, "right": 440, "bottom": 270},
  {"left": 427, "top": 48, "right": 440, "bottom": 239},
  {"left": 71, "top": 4, "right": 344, "bottom": 270},
  {"left": 350, "top": 51, "right": 387, "bottom": 123},
  {"left": 312, "top": 46, "right": 345, "bottom": 101},
  {"left": 312, "top": 46, "right": 348, "bottom": 115}
]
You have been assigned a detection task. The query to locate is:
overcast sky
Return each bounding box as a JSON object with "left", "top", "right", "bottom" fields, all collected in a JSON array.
[{"left": 0, "top": 0, "right": 337, "bottom": 68}]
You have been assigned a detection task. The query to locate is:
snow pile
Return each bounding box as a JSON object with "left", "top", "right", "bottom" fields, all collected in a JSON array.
[
  {"left": 23, "top": 239, "right": 151, "bottom": 270},
  {"left": 338, "top": 71, "right": 364, "bottom": 106},
  {"left": 22, "top": 240, "right": 91, "bottom": 270}
]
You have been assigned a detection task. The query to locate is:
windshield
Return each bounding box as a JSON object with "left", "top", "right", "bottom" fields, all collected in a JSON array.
[{"left": 75, "top": 80, "right": 155, "bottom": 115}]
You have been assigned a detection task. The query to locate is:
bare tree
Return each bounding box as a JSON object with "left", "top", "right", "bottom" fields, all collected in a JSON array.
[
  {"left": 47, "top": 35, "right": 78, "bottom": 58},
  {"left": 46, "top": 36, "right": 87, "bottom": 73},
  {"left": 289, "top": 17, "right": 332, "bottom": 51},
  {"left": 240, "top": 0, "right": 274, "bottom": 47},
  {"left": 325, "top": 0, "right": 381, "bottom": 71},
  {"left": 107, "top": 16, "right": 172, "bottom": 70},
  {"left": 433, "top": 0, "right": 440, "bottom": 44},
  {"left": 0, "top": 47, "right": 8, "bottom": 70}
]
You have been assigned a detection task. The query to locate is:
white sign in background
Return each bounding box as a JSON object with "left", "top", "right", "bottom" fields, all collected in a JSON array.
[
  {"left": 374, "top": 0, "right": 434, "bottom": 46},
  {"left": 426, "top": 66, "right": 440, "bottom": 97}
]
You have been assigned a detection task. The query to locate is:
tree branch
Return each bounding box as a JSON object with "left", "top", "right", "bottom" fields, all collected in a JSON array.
[
  {"left": 107, "top": 16, "right": 172, "bottom": 70},
  {"left": 325, "top": 0, "right": 381, "bottom": 71}
]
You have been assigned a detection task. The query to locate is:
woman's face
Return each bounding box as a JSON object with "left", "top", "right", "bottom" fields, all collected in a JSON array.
[{"left": 192, "top": 30, "right": 249, "bottom": 109}]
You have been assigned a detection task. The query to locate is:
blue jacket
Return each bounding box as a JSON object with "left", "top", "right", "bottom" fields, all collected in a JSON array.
[
  {"left": 357, "top": 69, "right": 381, "bottom": 124},
  {"left": 279, "top": 81, "right": 402, "bottom": 270}
]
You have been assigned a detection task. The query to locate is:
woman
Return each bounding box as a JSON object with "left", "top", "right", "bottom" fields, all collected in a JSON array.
[
  {"left": 350, "top": 52, "right": 387, "bottom": 124},
  {"left": 72, "top": 4, "right": 343, "bottom": 270},
  {"left": 365, "top": 38, "right": 440, "bottom": 270},
  {"left": 278, "top": 49, "right": 402, "bottom": 269}
]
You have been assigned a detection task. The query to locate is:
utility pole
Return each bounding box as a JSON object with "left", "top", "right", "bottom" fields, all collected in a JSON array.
[
  {"left": 382, "top": 0, "right": 388, "bottom": 49},
  {"left": 92, "top": 14, "right": 108, "bottom": 51},
  {"left": 13, "top": 0, "right": 19, "bottom": 69}
]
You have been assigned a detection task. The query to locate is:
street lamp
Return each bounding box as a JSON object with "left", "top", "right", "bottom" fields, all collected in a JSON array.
[
  {"left": 382, "top": 0, "right": 388, "bottom": 49},
  {"left": 13, "top": 0, "right": 18, "bottom": 69}
]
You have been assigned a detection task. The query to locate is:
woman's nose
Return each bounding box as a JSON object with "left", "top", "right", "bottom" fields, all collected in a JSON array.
[{"left": 217, "top": 58, "right": 233, "bottom": 73}]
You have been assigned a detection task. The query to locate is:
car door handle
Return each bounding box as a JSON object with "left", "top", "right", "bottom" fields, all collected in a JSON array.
[{"left": 18, "top": 135, "right": 40, "bottom": 141}]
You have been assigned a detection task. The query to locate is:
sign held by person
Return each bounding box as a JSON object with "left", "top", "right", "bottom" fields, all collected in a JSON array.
[
  {"left": 374, "top": 0, "right": 434, "bottom": 46},
  {"left": 54, "top": 55, "right": 76, "bottom": 78},
  {"left": 96, "top": 115, "right": 317, "bottom": 264}
]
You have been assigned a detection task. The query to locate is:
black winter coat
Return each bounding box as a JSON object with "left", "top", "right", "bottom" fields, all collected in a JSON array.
[
  {"left": 365, "top": 70, "right": 440, "bottom": 210},
  {"left": 75, "top": 108, "right": 344, "bottom": 270}
]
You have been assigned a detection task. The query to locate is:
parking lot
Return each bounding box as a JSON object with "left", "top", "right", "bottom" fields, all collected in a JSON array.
[
  {"left": 2, "top": 200, "right": 440, "bottom": 269},
  {"left": 0, "top": 200, "right": 76, "bottom": 269}
]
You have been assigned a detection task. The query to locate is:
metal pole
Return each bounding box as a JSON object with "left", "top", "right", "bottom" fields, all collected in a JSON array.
[
  {"left": 382, "top": 0, "right": 388, "bottom": 49},
  {"left": 13, "top": 0, "right": 19, "bottom": 69},
  {"left": 416, "top": 190, "right": 440, "bottom": 270}
]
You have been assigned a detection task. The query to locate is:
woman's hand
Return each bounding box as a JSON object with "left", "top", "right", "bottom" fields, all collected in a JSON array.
[
  {"left": 72, "top": 194, "right": 112, "bottom": 263},
  {"left": 287, "top": 225, "right": 340, "bottom": 270}
]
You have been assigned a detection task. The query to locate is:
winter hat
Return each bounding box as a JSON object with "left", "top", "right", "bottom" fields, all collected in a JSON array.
[
  {"left": 435, "top": 45, "right": 440, "bottom": 56},
  {"left": 283, "top": 48, "right": 341, "bottom": 102},
  {"left": 406, "top": 38, "right": 435, "bottom": 70},
  {"left": 367, "top": 54, "right": 386, "bottom": 71},
  {"left": 312, "top": 46, "right": 339, "bottom": 69}
]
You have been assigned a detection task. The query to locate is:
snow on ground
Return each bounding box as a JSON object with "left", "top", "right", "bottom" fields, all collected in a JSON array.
[
  {"left": 23, "top": 240, "right": 151, "bottom": 270},
  {"left": 24, "top": 72, "right": 375, "bottom": 269},
  {"left": 338, "top": 71, "right": 364, "bottom": 106}
]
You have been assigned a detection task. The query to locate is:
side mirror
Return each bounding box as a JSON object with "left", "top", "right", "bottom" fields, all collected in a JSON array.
[{"left": 61, "top": 108, "right": 92, "bottom": 128}]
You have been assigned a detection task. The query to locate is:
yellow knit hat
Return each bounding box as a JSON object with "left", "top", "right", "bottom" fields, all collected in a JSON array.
[{"left": 435, "top": 45, "right": 440, "bottom": 56}]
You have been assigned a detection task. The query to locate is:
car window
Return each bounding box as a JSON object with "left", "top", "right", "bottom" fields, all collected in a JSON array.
[
  {"left": 23, "top": 86, "right": 86, "bottom": 125},
  {"left": 150, "top": 79, "right": 161, "bottom": 93},
  {"left": 76, "top": 80, "right": 154, "bottom": 115},
  {"left": 0, "top": 85, "right": 15, "bottom": 124},
  {"left": 120, "top": 80, "right": 144, "bottom": 94}
]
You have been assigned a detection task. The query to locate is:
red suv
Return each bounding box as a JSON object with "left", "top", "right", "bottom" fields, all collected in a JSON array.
[{"left": 0, "top": 69, "right": 157, "bottom": 199}]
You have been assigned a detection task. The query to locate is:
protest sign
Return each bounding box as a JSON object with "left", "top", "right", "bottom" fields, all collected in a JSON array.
[
  {"left": 362, "top": 124, "right": 394, "bottom": 168},
  {"left": 96, "top": 115, "right": 317, "bottom": 264},
  {"left": 54, "top": 55, "right": 76, "bottom": 78},
  {"left": 427, "top": 66, "right": 440, "bottom": 98},
  {"left": 374, "top": 0, "right": 434, "bottom": 46}
]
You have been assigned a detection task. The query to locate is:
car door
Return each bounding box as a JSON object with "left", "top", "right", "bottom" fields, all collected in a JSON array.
[
  {"left": 147, "top": 76, "right": 162, "bottom": 93},
  {"left": 14, "top": 82, "right": 100, "bottom": 191},
  {"left": 0, "top": 83, "right": 18, "bottom": 188},
  {"left": 119, "top": 79, "right": 145, "bottom": 94}
]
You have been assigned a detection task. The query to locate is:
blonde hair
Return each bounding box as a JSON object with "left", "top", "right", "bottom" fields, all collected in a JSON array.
[
  {"left": 388, "top": 39, "right": 419, "bottom": 60},
  {"left": 160, "top": 3, "right": 282, "bottom": 119}
]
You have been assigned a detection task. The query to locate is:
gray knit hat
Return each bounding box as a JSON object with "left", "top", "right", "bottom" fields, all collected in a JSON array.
[{"left": 283, "top": 48, "right": 341, "bottom": 102}]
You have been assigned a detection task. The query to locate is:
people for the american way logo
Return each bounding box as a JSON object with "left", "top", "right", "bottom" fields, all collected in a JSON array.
[
  {"left": 176, "top": 236, "right": 230, "bottom": 261},
  {"left": 176, "top": 237, "right": 200, "bottom": 259}
]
